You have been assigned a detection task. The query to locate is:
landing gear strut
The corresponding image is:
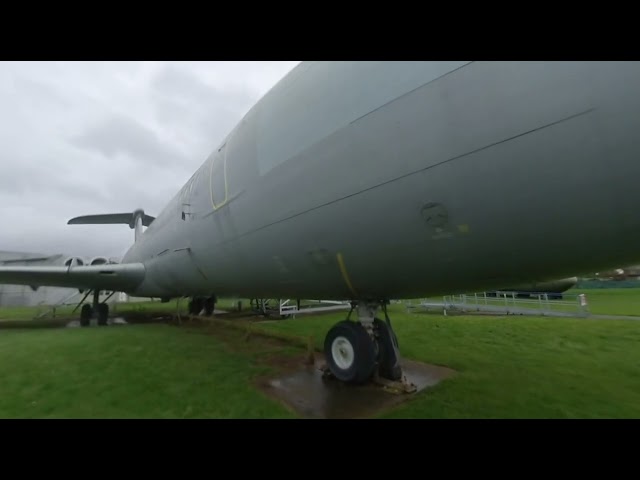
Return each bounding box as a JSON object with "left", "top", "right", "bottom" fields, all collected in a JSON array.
[
  {"left": 76, "top": 289, "right": 111, "bottom": 326},
  {"left": 188, "top": 297, "right": 204, "bottom": 316},
  {"left": 80, "top": 304, "right": 92, "bottom": 327},
  {"left": 323, "top": 300, "right": 403, "bottom": 385},
  {"left": 188, "top": 295, "right": 216, "bottom": 316}
]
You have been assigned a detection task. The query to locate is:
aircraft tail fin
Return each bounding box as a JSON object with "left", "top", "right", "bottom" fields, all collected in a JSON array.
[{"left": 67, "top": 209, "right": 155, "bottom": 242}]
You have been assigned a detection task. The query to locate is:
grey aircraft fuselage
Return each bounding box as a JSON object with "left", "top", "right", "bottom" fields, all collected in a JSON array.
[{"left": 119, "top": 61, "right": 640, "bottom": 302}]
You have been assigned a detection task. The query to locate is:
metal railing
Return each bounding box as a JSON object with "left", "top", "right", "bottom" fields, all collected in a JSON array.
[
  {"left": 251, "top": 299, "right": 352, "bottom": 318},
  {"left": 406, "top": 291, "right": 590, "bottom": 317}
]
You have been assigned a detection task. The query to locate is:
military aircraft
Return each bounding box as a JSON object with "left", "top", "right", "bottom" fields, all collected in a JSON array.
[
  {"left": 3, "top": 61, "right": 640, "bottom": 385},
  {"left": 592, "top": 265, "right": 640, "bottom": 280},
  {"left": 486, "top": 277, "right": 579, "bottom": 299},
  {"left": 0, "top": 250, "right": 117, "bottom": 307}
]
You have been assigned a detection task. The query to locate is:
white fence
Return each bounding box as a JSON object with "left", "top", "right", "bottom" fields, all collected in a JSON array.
[{"left": 405, "top": 291, "right": 590, "bottom": 317}]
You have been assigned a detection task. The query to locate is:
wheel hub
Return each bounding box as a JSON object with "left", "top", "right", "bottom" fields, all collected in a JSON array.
[{"left": 331, "top": 336, "right": 355, "bottom": 370}]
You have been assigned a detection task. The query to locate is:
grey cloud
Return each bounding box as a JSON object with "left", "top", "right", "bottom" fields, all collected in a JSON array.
[
  {"left": 12, "top": 77, "right": 72, "bottom": 110},
  {"left": 0, "top": 219, "right": 134, "bottom": 259},
  {"left": 0, "top": 158, "right": 57, "bottom": 194},
  {"left": 0, "top": 155, "right": 109, "bottom": 203},
  {"left": 0, "top": 61, "right": 297, "bottom": 258},
  {"left": 152, "top": 66, "right": 254, "bottom": 107},
  {"left": 151, "top": 66, "right": 257, "bottom": 148},
  {"left": 100, "top": 173, "right": 187, "bottom": 216},
  {"left": 69, "top": 113, "right": 188, "bottom": 168}
]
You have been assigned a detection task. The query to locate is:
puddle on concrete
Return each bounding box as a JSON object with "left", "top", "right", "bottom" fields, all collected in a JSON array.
[{"left": 262, "top": 356, "right": 455, "bottom": 419}]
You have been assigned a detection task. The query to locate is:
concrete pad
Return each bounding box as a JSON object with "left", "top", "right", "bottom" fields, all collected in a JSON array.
[{"left": 261, "top": 357, "right": 455, "bottom": 419}]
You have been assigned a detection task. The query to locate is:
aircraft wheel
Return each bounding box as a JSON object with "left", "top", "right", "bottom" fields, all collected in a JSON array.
[
  {"left": 324, "top": 320, "right": 376, "bottom": 384},
  {"left": 374, "top": 318, "right": 402, "bottom": 381},
  {"left": 97, "top": 303, "right": 109, "bottom": 326},
  {"left": 204, "top": 296, "right": 215, "bottom": 316},
  {"left": 80, "top": 304, "right": 92, "bottom": 327},
  {"left": 188, "top": 298, "right": 203, "bottom": 315}
]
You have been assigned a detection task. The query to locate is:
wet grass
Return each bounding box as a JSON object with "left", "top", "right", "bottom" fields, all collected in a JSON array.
[
  {"left": 569, "top": 287, "right": 640, "bottom": 316},
  {"left": 0, "top": 304, "right": 76, "bottom": 321},
  {"left": 2, "top": 289, "right": 640, "bottom": 418},
  {"left": 0, "top": 297, "right": 250, "bottom": 322},
  {"left": 0, "top": 324, "right": 294, "bottom": 418},
  {"left": 256, "top": 303, "right": 640, "bottom": 418}
]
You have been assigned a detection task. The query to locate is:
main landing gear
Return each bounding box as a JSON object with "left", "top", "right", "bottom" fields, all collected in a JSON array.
[
  {"left": 323, "top": 300, "right": 405, "bottom": 386},
  {"left": 78, "top": 290, "right": 113, "bottom": 327},
  {"left": 187, "top": 295, "right": 217, "bottom": 316}
]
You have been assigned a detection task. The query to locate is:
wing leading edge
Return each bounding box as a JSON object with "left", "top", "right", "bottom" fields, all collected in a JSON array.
[{"left": 0, "top": 263, "right": 146, "bottom": 292}]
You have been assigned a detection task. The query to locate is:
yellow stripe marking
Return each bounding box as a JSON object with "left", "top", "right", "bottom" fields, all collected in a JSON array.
[{"left": 337, "top": 252, "right": 358, "bottom": 297}]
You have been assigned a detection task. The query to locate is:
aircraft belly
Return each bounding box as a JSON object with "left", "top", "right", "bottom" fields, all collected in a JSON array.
[{"left": 210, "top": 98, "right": 640, "bottom": 299}]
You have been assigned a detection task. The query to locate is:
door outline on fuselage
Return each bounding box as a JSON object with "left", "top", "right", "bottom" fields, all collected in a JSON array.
[{"left": 209, "top": 143, "right": 229, "bottom": 211}]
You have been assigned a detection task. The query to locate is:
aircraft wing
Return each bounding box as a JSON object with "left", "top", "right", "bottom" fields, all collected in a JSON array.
[
  {"left": 0, "top": 263, "right": 145, "bottom": 292},
  {"left": 0, "top": 254, "right": 64, "bottom": 264}
]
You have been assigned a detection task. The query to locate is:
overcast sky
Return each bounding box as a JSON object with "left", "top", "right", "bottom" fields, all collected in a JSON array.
[{"left": 0, "top": 61, "right": 300, "bottom": 260}]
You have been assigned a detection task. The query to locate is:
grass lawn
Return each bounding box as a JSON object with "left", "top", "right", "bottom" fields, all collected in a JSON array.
[
  {"left": 1, "top": 288, "right": 640, "bottom": 418},
  {"left": 255, "top": 303, "right": 640, "bottom": 418},
  {"left": 0, "top": 297, "right": 251, "bottom": 321},
  {"left": 0, "top": 324, "right": 294, "bottom": 418},
  {"left": 570, "top": 288, "right": 640, "bottom": 316}
]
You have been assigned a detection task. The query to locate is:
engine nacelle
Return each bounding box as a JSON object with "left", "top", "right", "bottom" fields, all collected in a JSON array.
[
  {"left": 64, "top": 257, "right": 85, "bottom": 267},
  {"left": 90, "top": 257, "right": 109, "bottom": 266}
]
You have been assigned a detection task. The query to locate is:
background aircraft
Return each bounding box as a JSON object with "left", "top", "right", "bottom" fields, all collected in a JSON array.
[
  {"left": 0, "top": 250, "right": 120, "bottom": 307},
  {"left": 3, "top": 61, "right": 640, "bottom": 385},
  {"left": 486, "top": 277, "right": 578, "bottom": 299},
  {"left": 590, "top": 265, "right": 640, "bottom": 280}
]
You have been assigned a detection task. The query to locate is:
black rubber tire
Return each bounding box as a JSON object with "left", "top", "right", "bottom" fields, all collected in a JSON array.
[
  {"left": 188, "top": 298, "right": 204, "bottom": 315},
  {"left": 204, "top": 296, "right": 215, "bottom": 316},
  {"left": 97, "top": 303, "right": 109, "bottom": 326},
  {"left": 80, "top": 304, "right": 92, "bottom": 327},
  {"left": 324, "top": 320, "right": 376, "bottom": 384},
  {"left": 374, "top": 318, "right": 402, "bottom": 381}
]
